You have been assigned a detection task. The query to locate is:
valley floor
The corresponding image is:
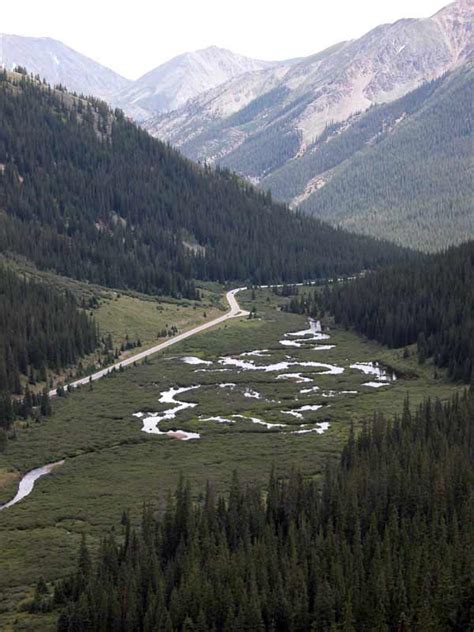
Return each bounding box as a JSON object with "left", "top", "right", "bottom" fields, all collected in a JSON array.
[{"left": 0, "top": 287, "right": 463, "bottom": 630}]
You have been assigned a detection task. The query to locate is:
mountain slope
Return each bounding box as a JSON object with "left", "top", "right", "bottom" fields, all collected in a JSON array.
[
  {"left": 143, "top": 42, "right": 345, "bottom": 162},
  {"left": 0, "top": 71, "right": 409, "bottom": 299},
  {"left": 145, "top": 1, "right": 472, "bottom": 194},
  {"left": 0, "top": 33, "right": 130, "bottom": 99},
  {"left": 112, "top": 47, "right": 281, "bottom": 120},
  {"left": 266, "top": 63, "right": 473, "bottom": 251},
  {"left": 0, "top": 264, "right": 98, "bottom": 409},
  {"left": 324, "top": 240, "right": 474, "bottom": 383}
]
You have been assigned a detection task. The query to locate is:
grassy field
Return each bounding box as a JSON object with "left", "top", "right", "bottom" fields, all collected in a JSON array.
[
  {"left": 1, "top": 256, "right": 226, "bottom": 390},
  {"left": 0, "top": 287, "right": 463, "bottom": 630},
  {"left": 92, "top": 283, "right": 225, "bottom": 350}
]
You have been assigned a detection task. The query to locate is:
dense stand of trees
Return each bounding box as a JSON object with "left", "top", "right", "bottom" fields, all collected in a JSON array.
[
  {"left": 183, "top": 87, "right": 305, "bottom": 179},
  {"left": 0, "top": 265, "right": 97, "bottom": 431},
  {"left": 53, "top": 392, "right": 474, "bottom": 630},
  {"left": 284, "top": 289, "right": 322, "bottom": 317},
  {"left": 297, "top": 64, "right": 473, "bottom": 251},
  {"left": 264, "top": 73, "right": 453, "bottom": 201},
  {"left": 321, "top": 242, "right": 473, "bottom": 383},
  {"left": 0, "top": 71, "right": 408, "bottom": 298}
]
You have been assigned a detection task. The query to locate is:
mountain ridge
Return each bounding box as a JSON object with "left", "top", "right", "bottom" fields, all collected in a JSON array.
[
  {"left": 111, "top": 46, "right": 284, "bottom": 120},
  {"left": 260, "top": 62, "right": 473, "bottom": 251},
  {"left": 145, "top": 1, "right": 472, "bottom": 182},
  {"left": 0, "top": 70, "right": 409, "bottom": 300},
  {"left": 0, "top": 35, "right": 294, "bottom": 121},
  {"left": 0, "top": 33, "right": 131, "bottom": 99}
]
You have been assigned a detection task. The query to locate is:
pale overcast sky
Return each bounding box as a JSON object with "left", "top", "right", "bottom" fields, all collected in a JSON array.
[{"left": 2, "top": 0, "right": 451, "bottom": 79}]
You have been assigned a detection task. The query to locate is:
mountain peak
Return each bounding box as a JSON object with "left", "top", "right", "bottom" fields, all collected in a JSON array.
[
  {"left": 193, "top": 45, "right": 270, "bottom": 61},
  {"left": 112, "top": 45, "right": 276, "bottom": 118},
  {"left": 0, "top": 33, "right": 130, "bottom": 97},
  {"left": 145, "top": 0, "right": 472, "bottom": 221},
  {"left": 196, "top": 45, "right": 228, "bottom": 53}
]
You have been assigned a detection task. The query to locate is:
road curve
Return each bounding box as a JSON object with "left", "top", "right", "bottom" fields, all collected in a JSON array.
[{"left": 49, "top": 288, "right": 248, "bottom": 398}]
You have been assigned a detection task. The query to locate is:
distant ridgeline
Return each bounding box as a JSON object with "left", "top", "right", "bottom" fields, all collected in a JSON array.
[
  {"left": 305, "top": 241, "right": 472, "bottom": 383},
  {"left": 0, "top": 70, "right": 408, "bottom": 298},
  {"left": 53, "top": 392, "right": 473, "bottom": 630},
  {"left": 0, "top": 265, "right": 97, "bottom": 434}
]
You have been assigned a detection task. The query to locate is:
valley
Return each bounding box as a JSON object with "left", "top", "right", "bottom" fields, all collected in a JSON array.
[
  {"left": 0, "top": 286, "right": 462, "bottom": 630},
  {"left": 2, "top": 3, "right": 471, "bottom": 252},
  {"left": 0, "top": 2, "right": 472, "bottom": 628},
  {"left": 48, "top": 287, "right": 248, "bottom": 396}
]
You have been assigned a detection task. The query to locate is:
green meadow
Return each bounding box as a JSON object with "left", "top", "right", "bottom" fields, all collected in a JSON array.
[{"left": 0, "top": 287, "right": 462, "bottom": 630}]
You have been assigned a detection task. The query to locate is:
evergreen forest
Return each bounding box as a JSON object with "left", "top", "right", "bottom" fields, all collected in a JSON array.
[
  {"left": 286, "top": 242, "right": 473, "bottom": 384},
  {"left": 54, "top": 392, "right": 474, "bottom": 631},
  {"left": 0, "top": 71, "right": 408, "bottom": 298},
  {"left": 0, "top": 264, "right": 97, "bottom": 430}
]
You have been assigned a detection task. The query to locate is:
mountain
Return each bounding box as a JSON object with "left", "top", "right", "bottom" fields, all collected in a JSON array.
[
  {"left": 145, "top": 1, "right": 472, "bottom": 241},
  {"left": 143, "top": 41, "right": 346, "bottom": 163},
  {"left": 0, "top": 35, "right": 292, "bottom": 121},
  {"left": 0, "top": 70, "right": 409, "bottom": 300},
  {"left": 268, "top": 63, "right": 474, "bottom": 251},
  {"left": 0, "top": 34, "right": 130, "bottom": 99},
  {"left": 112, "top": 46, "right": 281, "bottom": 120}
]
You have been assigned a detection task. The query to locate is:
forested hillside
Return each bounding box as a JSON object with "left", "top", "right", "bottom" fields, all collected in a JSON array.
[
  {"left": 0, "top": 71, "right": 407, "bottom": 298},
  {"left": 146, "top": 3, "right": 472, "bottom": 252},
  {"left": 54, "top": 392, "right": 474, "bottom": 630},
  {"left": 0, "top": 265, "right": 97, "bottom": 430},
  {"left": 317, "top": 241, "right": 473, "bottom": 383},
  {"left": 262, "top": 71, "right": 456, "bottom": 200},
  {"left": 296, "top": 63, "right": 473, "bottom": 251}
]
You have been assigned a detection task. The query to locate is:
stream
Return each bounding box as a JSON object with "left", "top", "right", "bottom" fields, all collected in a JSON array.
[{"left": 0, "top": 460, "right": 64, "bottom": 512}]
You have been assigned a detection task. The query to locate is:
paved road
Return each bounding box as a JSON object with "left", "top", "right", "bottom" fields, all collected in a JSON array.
[{"left": 49, "top": 287, "right": 248, "bottom": 398}]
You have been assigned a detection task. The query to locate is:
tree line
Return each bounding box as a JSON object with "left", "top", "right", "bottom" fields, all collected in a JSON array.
[{"left": 52, "top": 391, "right": 473, "bottom": 630}]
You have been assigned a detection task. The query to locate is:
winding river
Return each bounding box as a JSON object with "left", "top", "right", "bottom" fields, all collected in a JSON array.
[
  {"left": 1, "top": 289, "right": 249, "bottom": 511},
  {"left": 0, "top": 460, "right": 64, "bottom": 512}
]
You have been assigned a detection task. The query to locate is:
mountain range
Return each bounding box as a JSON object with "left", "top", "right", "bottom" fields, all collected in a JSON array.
[
  {"left": 146, "top": 0, "right": 471, "bottom": 173},
  {"left": 1, "top": 0, "right": 472, "bottom": 251},
  {"left": 111, "top": 46, "right": 280, "bottom": 121},
  {"left": 143, "top": 0, "right": 472, "bottom": 250},
  {"left": 0, "top": 35, "right": 283, "bottom": 120}
]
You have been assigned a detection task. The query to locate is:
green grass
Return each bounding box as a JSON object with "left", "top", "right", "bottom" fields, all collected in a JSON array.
[
  {"left": 0, "top": 287, "right": 463, "bottom": 630},
  {"left": 93, "top": 287, "right": 224, "bottom": 351},
  {"left": 1, "top": 255, "right": 226, "bottom": 392}
]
